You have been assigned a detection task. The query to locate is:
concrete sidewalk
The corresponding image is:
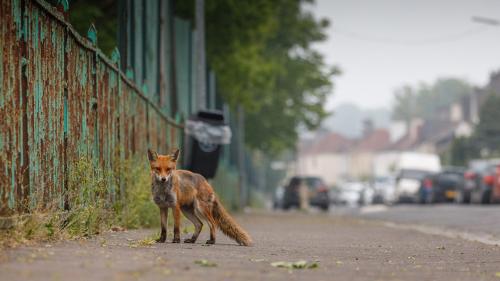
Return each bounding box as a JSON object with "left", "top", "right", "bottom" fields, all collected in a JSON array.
[{"left": 1, "top": 211, "right": 500, "bottom": 281}]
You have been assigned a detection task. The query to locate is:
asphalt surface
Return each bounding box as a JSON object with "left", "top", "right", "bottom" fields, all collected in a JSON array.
[
  {"left": 356, "top": 204, "right": 500, "bottom": 241},
  {"left": 2, "top": 210, "right": 500, "bottom": 280}
]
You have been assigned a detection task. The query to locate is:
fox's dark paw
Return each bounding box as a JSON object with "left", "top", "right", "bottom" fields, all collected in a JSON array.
[
  {"left": 155, "top": 238, "right": 166, "bottom": 243},
  {"left": 205, "top": 239, "right": 215, "bottom": 245},
  {"left": 172, "top": 238, "right": 181, "bottom": 243},
  {"left": 184, "top": 238, "right": 196, "bottom": 243}
]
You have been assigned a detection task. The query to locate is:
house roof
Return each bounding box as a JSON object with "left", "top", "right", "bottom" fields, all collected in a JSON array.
[
  {"left": 300, "top": 129, "right": 390, "bottom": 155},
  {"left": 388, "top": 133, "right": 419, "bottom": 151},
  {"left": 301, "top": 132, "right": 354, "bottom": 155},
  {"left": 356, "top": 129, "right": 390, "bottom": 151}
]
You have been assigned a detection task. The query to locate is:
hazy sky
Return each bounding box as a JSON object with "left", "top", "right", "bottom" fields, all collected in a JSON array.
[{"left": 309, "top": 0, "right": 500, "bottom": 111}]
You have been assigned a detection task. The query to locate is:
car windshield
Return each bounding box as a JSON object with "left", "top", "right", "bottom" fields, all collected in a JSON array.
[
  {"left": 288, "top": 177, "right": 325, "bottom": 190},
  {"left": 400, "top": 169, "right": 429, "bottom": 180},
  {"left": 304, "top": 177, "right": 324, "bottom": 190},
  {"left": 340, "top": 183, "right": 364, "bottom": 192},
  {"left": 438, "top": 172, "right": 462, "bottom": 183}
]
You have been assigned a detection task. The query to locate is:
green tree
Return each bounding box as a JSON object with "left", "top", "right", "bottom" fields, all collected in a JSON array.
[
  {"left": 177, "top": 0, "right": 336, "bottom": 153},
  {"left": 445, "top": 136, "right": 477, "bottom": 166},
  {"left": 392, "top": 78, "right": 472, "bottom": 123},
  {"left": 474, "top": 92, "right": 500, "bottom": 153},
  {"left": 67, "top": 0, "right": 117, "bottom": 56},
  {"left": 392, "top": 85, "right": 418, "bottom": 128}
]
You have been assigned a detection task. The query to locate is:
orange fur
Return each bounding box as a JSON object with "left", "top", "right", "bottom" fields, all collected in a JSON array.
[{"left": 148, "top": 148, "right": 252, "bottom": 246}]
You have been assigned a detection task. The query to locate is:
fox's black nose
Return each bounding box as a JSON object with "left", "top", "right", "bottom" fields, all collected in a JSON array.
[{"left": 161, "top": 177, "right": 167, "bottom": 182}]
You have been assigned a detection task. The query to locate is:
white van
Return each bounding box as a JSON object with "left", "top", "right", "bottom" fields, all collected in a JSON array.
[{"left": 394, "top": 152, "right": 441, "bottom": 203}]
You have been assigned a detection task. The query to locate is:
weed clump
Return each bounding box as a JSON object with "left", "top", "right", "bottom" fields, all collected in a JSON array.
[{"left": 1, "top": 155, "right": 158, "bottom": 247}]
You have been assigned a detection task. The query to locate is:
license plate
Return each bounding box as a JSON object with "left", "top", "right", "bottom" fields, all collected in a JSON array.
[{"left": 445, "top": 191, "right": 456, "bottom": 198}]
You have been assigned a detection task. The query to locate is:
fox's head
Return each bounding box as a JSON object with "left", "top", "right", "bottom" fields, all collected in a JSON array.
[{"left": 147, "top": 148, "right": 180, "bottom": 183}]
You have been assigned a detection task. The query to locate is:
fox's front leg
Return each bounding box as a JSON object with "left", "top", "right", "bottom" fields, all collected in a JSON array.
[
  {"left": 172, "top": 205, "right": 181, "bottom": 243},
  {"left": 156, "top": 208, "right": 168, "bottom": 243}
]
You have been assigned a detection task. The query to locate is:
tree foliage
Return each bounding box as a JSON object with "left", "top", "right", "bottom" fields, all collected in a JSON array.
[
  {"left": 392, "top": 78, "right": 472, "bottom": 123},
  {"left": 473, "top": 92, "right": 500, "bottom": 152},
  {"left": 445, "top": 91, "right": 500, "bottom": 165},
  {"left": 177, "top": 0, "right": 337, "bottom": 153},
  {"left": 62, "top": 0, "right": 117, "bottom": 56}
]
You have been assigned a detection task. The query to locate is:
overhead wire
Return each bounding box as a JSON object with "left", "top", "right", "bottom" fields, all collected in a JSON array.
[{"left": 332, "top": 25, "right": 492, "bottom": 46}]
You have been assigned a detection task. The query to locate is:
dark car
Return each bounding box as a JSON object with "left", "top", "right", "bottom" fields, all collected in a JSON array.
[
  {"left": 455, "top": 170, "right": 476, "bottom": 204},
  {"left": 282, "top": 176, "right": 330, "bottom": 211},
  {"left": 470, "top": 163, "right": 499, "bottom": 204},
  {"left": 419, "top": 167, "right": 465, "bottom": 204},
  {"left": 490, "top": 164, "right": 500, "bottom": 204},
  {"left": 456, "top": 159, "right": 500, "bottom": 204}
]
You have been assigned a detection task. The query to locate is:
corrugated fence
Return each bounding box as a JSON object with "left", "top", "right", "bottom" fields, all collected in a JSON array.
[{"left": 0, "top": 0, "right": 183, "bottom": 216}]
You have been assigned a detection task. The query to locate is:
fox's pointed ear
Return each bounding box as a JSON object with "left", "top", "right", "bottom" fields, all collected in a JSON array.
[
  {"left": 147, "top": 149, "right": 158, "bottom": 162},
  {"left": 170, "top": 148, "right": 180, "bottom": 161}
]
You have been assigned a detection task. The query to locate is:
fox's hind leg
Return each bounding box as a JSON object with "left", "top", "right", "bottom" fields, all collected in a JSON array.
[
  {"left": 181, "top": 205, "right": 203, "bottom": 243},
  {"left": 197, "top": 202, "right": 217, "bottom": 244}
]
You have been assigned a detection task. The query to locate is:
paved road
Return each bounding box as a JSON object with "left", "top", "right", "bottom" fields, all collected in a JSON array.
[
  {"left": 2, "top": 211, "right": 500, "bottom": 280},
  {"left": 356, "top": 204, "right": 500, "bottom": 240}
]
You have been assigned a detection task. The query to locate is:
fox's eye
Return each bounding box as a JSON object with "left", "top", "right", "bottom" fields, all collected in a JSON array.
[{"left": 155, "top": 168, "right": 161, "bottom": 172}]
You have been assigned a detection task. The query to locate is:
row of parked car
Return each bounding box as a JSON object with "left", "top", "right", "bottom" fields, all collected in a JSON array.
[
  {"left": 425, "top": 159, "right": 500, "bottom": 204},
  {"left": 273, "top": 154, "right": 500, "bottom": 211},
  {"left": 364, "top": 157, "right": 500, "bottom": 205}
]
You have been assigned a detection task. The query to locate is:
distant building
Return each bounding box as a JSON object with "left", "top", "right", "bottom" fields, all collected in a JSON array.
[
  {"left": 386, "top": 71, "right": 500, "bottom": 155},
  {"left": 297, "top": 128, "right": 390, "bottom": 186}
]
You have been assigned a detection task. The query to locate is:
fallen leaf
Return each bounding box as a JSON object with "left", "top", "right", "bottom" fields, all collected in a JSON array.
[
  {"left": 495, "top": 272, "right": 500, "bottom": 278},
  {"left": 195, "top": 259, "right": 217, "bottom": 267},
  {"left": 129, "top": 237, "right": 156, "bottom": 248},
  {"left": 307, "top": 262, "right": 319, "bottom": 269},
  {"left": 271, "top": 261, "right": 290, "bottom": 269},
  {"left": 270, "top": 260, "right": 319, "bottom": 269}
]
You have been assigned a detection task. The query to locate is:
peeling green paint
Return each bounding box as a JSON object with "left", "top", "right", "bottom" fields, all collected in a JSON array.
[
  {"left": 57, "top": 0, "right": 69, "bottom": 12},
  {"left": 1, "top": 0, "right": 183, "bottom": 216},
  {"left": 111, "top": 47, "right": 120, "bottom": 64},
  {"left": 87, "top": 23, "right": 97, "bottom": 45},
  {"left": 125, "top": 67, "right": 134, "bottom": 80},
  {"left": 9, "top": 160, "right": 15, "bottom": 209},
  {"left": 12, "top": 0, "right": 22, "bottom": 39},
  {"left": 80, "top": 60, "right": 87, "bottom": 85},
  {"left": 64, "top": 94, "right": 68, "bottom": 134}
]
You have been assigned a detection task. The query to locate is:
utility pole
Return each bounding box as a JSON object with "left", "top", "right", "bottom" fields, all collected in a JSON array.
[
  {"left": 237, "top": 105, "right": 247, "bottom": 208},
  {"left": 195, "top": 0, "right": 206, "bottom": 110}
]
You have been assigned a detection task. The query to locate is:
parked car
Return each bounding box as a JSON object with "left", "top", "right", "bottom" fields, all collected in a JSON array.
[
  {"left": 455, "top": 169, "right": 477, "bottom": 204},
  {"left": 359, "top": 182, "right": 375, "bottom": 205},
  {"left": 337, "top": 181, "right": 364, "bottom": 207},
  {"left": 418, "top": 167, "right": 465, "bottom": 204},
  {"left": 490, "top": 164, "right": 500, "bottom": 204},
  {"left": 282, "top": 176, "right": 330, "bottom": 211},
  {"left": 459, "top": 159, "right": 500, "bottom": 204},
  {"left": 394, "top": 152, "right": 441, "bottom": 203},
  {"left": 371, "top": 176, "right": 396, "bottom": 205}
]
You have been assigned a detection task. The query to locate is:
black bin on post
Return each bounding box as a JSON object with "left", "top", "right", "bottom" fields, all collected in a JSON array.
[{"left": 184, "top": 110, "right": 231, "bottom": 179}]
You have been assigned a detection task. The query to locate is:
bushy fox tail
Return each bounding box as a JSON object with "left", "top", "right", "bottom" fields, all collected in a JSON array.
[{"left": 212, "top": 198, "right": 253, "bottom": 246}]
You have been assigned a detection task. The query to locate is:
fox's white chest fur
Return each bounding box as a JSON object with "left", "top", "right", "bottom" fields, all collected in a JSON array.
[{"left": 152, "top": 177, "right": 177, "bottom": 208}]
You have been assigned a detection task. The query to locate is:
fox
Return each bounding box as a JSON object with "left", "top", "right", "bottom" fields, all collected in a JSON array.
[{"left": 147, "top": 148, "right": 253, "bottom": 246}]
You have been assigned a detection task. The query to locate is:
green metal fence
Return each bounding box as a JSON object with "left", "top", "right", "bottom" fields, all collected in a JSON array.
[{"left": 0, "top": 0, "right": 182, "bottom": 216}]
